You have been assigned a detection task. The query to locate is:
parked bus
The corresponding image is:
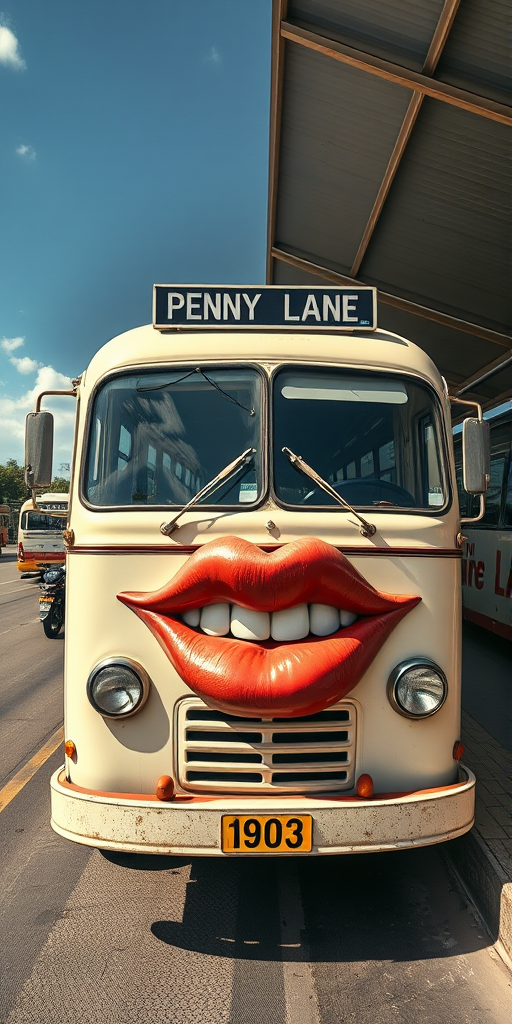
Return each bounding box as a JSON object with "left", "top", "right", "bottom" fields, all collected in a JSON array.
[
  {"left": 0, "top": 505, "right": 9, "bottom": 555},
  {"left": 454, "top": 402, "right": 512, "bottom": 641},
  {"left": 17, "top": 493, "right": 68, "bottom": 574},
  {"left": 25, "top": 285, "right": 489, "bottom": 857}
]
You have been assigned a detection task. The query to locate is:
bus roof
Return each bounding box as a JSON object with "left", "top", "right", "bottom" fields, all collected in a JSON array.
[
  {"left": 20, "top": 493, "right": 69, "bottom": 512},
  {"left": 83, "top": 324, "right": 446, "bottom": 395}
]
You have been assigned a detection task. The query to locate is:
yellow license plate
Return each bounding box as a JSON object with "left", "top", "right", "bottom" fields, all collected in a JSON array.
[{"left": 221, "top": 814, "right": 312, "bottom": 853}]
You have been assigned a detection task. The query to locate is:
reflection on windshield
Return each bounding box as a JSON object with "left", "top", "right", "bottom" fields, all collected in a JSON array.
[
  {"left": 85, "top": 368, "right": 262, "bottom": 507},
  {"left": 274, "top": 368, "right": 446, "bottom": 510}
]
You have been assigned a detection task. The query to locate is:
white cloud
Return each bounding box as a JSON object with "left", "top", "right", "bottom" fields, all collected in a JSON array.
[
  {"left": 16, "top": 143, "right": 36, "bottom": 160},
  {"left": 9, "top": 354, "right": 41, "bottom": 374},
  {"left": 0, "top": 365, "right": 75, "bottom": 471},
  {"left": 0, "top": 25, "right": 26, "bottom": 70},
  {"left": 206, "top": 46, "right": 221, "bottom": 64},
  {"left": 1, "top": 336, "right": 25, "bottom": 353}
]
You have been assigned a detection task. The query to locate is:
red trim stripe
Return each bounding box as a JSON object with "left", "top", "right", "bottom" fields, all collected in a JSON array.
[
  {"left": 22, "top": 551, "right": 65, "bottom": 562},
  {"left": 463, "top": 607, "right": 512, "bottom": 642},
  {"left": 67, "top": 544, "right": 461, "bottom": 557}
]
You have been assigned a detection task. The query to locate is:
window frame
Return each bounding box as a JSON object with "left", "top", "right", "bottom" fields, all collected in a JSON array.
[
  {"left": 270, "top": 363, "right": 452, "bottom": 516},
  {"left": 80, "top": 362, "right": 268, "bottom": 513}
]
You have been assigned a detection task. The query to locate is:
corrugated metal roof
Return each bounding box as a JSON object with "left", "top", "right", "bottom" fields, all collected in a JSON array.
[
  {"left": 289, "top": 0, "right": 446, "bottom": 70},
  {"left": 276, "top": 44, "right": 412, "bottom": 269},
  {"left": 268, "top": 0, "right": 512, "bottom": 407},
  {"left": 435, "top": 0, "right": 512, "bottom": 104},
  {"left": 361, "top": 99, "right": 511, "bottom": 331}
]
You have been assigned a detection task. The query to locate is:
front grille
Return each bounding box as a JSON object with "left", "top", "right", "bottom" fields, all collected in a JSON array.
[{"left": 176, "top": 697, "right": 356, "bottom": 794}]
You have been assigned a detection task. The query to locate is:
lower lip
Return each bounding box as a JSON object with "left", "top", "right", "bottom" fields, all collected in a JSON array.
[{"left": 132, "top": 601, "right": 419, "bottom": 717}]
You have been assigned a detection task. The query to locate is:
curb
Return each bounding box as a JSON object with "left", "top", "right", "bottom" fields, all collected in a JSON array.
[{"left": 447, "top": 828, "right": 512, "bottom": 961}]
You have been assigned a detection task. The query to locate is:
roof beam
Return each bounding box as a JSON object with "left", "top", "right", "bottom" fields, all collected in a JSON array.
[
  {"left": 456, "top": 350, "right": 512, "bottom": 395},
  {"left": 281, "top": 20, "right": 512, "bottom": 127},
  {"left": 350, "top": 0, "right": 461, "bottom": 277},
  {"left": 271, "top": 245, "right": 512, "bottom": 348},
  {"left": 266, "top": 0, "right": 289, "bottom": 283}
]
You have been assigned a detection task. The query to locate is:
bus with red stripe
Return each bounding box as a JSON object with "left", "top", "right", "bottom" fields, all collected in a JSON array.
[
  {"left": 454, "top": 403, "right": 512, "bottom": 641},
  {"left": 17, "top": 493, "right": 68, "bottom": 574}
]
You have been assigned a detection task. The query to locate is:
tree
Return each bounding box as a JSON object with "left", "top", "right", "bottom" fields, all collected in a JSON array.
[
  {"left": 46, "top": 477, "right": 70, "bottom": 493},
  {"left": 0, "top": 459, "right": 31, "bottom": 504},
  {"left": 0, "top": 460, "right": 69, "bottom": 502}
]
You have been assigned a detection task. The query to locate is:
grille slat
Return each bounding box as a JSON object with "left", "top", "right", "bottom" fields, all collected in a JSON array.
[
  {"left": 184, "top": 740, "right": 351, "bottom": 755},
  {"left": 183, "top": 718, "right": 351, "bottom": 734},
  {"left": 177, "top": 697, "right": 356, "bottom": 795}
]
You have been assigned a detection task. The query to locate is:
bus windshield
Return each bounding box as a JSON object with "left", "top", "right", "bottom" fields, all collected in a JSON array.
[
  {"left": 273, "top": 367, "right": 447, "bottom": 510},
  {"left": 21, "top": 511, "right": 67, "bottom": 531},
  {"left": 84, "top": 367, "right": 262, "bottom": 507}
]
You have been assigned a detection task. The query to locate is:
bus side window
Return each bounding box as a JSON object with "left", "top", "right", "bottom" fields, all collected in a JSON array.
[
  {"left": 118, "top": 425, "right": 132, "bottom": 473},
  {"left": 419, "top": 416, "right": 443, "bottom": 507},
  {"left": 480, "top": 453, "right": 507, "bottom": 526},
  {"left": 505, "top": 460, "right": 512, "bottom": 527},
  {"left": 147, "top": 444, "right": 157, "bottom": 501}
]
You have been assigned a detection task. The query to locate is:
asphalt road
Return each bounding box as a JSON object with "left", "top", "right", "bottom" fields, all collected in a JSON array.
[{"left": 0, "top": 545, "right": 511, "bottom": 1024}]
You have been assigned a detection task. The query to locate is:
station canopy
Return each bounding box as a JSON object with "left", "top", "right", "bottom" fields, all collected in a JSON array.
[{"left": 267, "top": 0, "right": 512, "bottom": 409}]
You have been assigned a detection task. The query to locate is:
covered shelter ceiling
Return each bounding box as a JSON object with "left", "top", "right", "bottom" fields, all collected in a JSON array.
[{"left": 267, "top": 0, "right": 512, "bottom": 409}]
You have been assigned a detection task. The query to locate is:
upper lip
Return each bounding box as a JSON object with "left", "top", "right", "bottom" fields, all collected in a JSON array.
[
  {"left": 118, "top": 536, "right": 421, "bottom": 717},
  {"left": 117, "top": 536, "right": 411, "bottom": 617}
]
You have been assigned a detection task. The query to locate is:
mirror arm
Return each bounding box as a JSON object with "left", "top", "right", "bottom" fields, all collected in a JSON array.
[
  {"left": 449, "top": 395, "right": 483, "bottom": 421},
  {"left": 35, "top": 389, "right": 76, "bottom": 412},
  {"left": 460, "top": 493, "right": 485, "bottom": 526}
]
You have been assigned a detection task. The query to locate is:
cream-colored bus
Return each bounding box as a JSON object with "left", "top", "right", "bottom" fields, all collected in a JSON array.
[
  {"left": 25, "top": 285, "right": 489, "bottom": 856},
  {"left": 17, "top": 494, "right": 68, "bottom": 573}
]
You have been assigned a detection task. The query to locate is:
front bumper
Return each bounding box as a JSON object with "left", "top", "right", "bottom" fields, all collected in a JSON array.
[{"left": 50, "top": 765, "right": 475, "bottom": 856}]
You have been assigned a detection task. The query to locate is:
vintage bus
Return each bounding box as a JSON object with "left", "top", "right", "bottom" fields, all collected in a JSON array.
[
  {"left": 455, "top": 402, "right": 512, "bottom": 641},
  {"left": 25, "top": 285, "right": 489, "bottom": 857},
  {"left": 17, "top": 493, "right": 68, "bottom": 574},
  {"left": 0, "top": 505, "right": 10, "bottom": 555}
]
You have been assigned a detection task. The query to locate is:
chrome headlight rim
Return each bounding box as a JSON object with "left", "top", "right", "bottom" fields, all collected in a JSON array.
[
  {"left": 387, "top": 658, "right": 447, "bottom": 720},
  {"left": 87, "top": 657, "right": 151, "bottom": 719}
]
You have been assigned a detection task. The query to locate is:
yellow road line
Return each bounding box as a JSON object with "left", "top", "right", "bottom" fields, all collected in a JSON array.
[{"left": 0, "top": 726, "right": 63, "bottom": 813}]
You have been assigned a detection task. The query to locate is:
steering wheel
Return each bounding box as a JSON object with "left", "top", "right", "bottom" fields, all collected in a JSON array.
[{"left": 301, "top": 477, "right": 416, "bottom": 508}]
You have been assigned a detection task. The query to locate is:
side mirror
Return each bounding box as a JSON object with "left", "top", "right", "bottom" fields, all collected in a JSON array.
[
  {"left": 462, "top": 417, "right": 490, "bottom": 494},
  {"left": 25, "top": 411, "right": 54, "bottom": 488}
]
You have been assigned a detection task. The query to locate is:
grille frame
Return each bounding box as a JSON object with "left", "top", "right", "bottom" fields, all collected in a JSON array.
[{"left": 175, "top": 696, "right": 357, "bottom": 795}]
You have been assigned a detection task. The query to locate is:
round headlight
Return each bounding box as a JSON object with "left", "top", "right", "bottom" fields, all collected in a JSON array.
[
  {"left": 387, "top": 660, "right": 447, "bottom": 719},
  {"left": 87, "top": 659, "right": 150, "bottom": 718}
]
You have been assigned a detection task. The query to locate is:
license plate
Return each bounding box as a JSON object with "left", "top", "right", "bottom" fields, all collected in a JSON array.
[
  {"left": 39, "top": 598, "right": 53, "bottom": 609},
  {"left": 221, "top": 814, "right": 312, "bottom": 853}
]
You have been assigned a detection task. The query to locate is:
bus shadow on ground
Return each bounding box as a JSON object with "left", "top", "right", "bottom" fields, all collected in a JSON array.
[{"left": 123, "top": 846, "right": 492, "bottom": 963}]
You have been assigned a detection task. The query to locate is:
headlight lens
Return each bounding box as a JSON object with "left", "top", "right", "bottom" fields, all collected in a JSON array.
[
  {"left": 387, "top": 660, "right": 447, "bottom": 719},
  {"left": 87, "top": 659, "right": 150, "bottom": 718}
]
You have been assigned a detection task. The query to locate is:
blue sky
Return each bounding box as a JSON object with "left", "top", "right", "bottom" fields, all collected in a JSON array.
[{"left": 0, "top": 0, "right": 272, "bottom": 468}]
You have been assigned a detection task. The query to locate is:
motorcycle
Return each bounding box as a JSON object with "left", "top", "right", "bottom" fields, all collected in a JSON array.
[{"left": 39, "top": 563, "right": 66, "bottom": 638}]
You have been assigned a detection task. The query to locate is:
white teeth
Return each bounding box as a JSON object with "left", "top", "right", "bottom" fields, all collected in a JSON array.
[
  {"left": 339, "top": 609, "right": 358, "bottom": 627},
  {"left": 183, "top": 608, "right": 200, "bottom": 627},
  {"left": 309, "top": 604, "right": 340, "bottom": 637},
  {"left": 184, "top": 603, "right": 358, "bottom": 637},
  {"left": 271, "top": 604, "right": 309, "bottom": 641},
  {"left": 230, "top": 605, "right": 270, "bottom": 641},
  {"left": 200, "top": 603, "right": 230, "bottom": 636}
]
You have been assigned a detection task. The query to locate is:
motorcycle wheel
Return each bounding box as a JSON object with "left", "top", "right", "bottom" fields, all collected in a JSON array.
[{"left": 43, "top": 597, "right": 64, "bottom": 638}]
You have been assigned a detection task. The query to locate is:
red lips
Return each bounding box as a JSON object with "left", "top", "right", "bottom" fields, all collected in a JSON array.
[{"left": 118, "top": 536, "right": 420, "bottom": 717}]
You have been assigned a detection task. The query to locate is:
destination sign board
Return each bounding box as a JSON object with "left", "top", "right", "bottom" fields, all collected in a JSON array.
[{"left": 153, "top": 285, "right": 377, "bottom": 331}]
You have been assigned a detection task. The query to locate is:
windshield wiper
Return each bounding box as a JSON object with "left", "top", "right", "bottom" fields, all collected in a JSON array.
[
  {"left": 282, "top": 447, "right": 376, "bottom": 539},
  {"left": 160, "top": 447, "right": 257, "bottom": 536}
]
